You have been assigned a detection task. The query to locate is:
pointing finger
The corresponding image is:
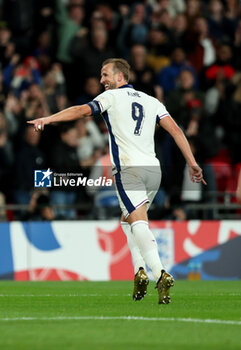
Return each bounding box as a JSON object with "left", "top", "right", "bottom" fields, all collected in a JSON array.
[{"left": 201, "top": 178, "right": 207, "bottom": 185}]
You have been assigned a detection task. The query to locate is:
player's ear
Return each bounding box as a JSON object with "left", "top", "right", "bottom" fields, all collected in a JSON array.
[{"left": 117, "top": 71, "right": 123, "bottom": 82}]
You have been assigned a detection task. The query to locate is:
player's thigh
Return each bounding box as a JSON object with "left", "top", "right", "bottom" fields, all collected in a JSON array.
[
  {"left": 144, "top": 168, "right": 162, "bottom": 211},
  {"left": 127, "top": 203, "right": 148, "bottom": 225},
  {"left": 114, "top": 170, "right": 148, "bottom": 219}
]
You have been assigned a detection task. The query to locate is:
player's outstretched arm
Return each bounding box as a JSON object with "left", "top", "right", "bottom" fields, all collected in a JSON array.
[
  {"left": 27, "top": 104, "right": 92, "bottom": 131},
  {"left": 159, "top": 115, "right": 207, "bottom": 185}
]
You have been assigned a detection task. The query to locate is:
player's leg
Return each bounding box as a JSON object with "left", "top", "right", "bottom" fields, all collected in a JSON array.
[
  {"left": 144, "top": 169, "right": 175, "bottom": 304},
  {"left": 120, "top": 216, "right": 148, "bottom": 301},
  {"left": 126, "top": 168, "right": 165, "bottom": 282},
  {"left": 128, "top": 205, "right": 174, "bottom": 304},
  {"left": 121, "top": 218, "right": 146, "bottom": 274},
  {"left": 114, "top": 170, "right": 150, "bottom": 300},
  {"left": 128, "top": 205, "right": 164, "bottom": 281},
  {"left": 114, "top": 169, "right": 174, "bottom": 303}
]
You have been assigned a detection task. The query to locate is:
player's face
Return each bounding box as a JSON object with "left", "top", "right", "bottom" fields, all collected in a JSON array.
[{"left": 100, "top": 63, "right": 118, "bottom": 90}]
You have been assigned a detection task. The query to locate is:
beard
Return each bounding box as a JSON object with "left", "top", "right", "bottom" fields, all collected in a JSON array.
[{"left": 106, "top": 81, "right": 117, "bottom": 90}]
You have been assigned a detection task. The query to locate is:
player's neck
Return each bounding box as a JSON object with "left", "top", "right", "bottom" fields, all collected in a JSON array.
[
  {"left": 118, "top": 82, "right": 132, "bottom": 89},
  {"left": 117, "top": 80, "right": 128, "bottom": 88}
]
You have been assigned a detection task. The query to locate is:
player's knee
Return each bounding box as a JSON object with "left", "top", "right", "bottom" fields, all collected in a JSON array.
[{"left": 131, "top": 220, "right": 149, "bottom": 236}]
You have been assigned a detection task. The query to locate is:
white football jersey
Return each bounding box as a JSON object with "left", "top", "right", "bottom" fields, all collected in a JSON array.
[{"left": 88, "top": 84, "right": 169, "bottom": 173}]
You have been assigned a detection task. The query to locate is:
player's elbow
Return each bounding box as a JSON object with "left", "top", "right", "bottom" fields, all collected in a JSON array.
[{"left": 160, "top": 115, "right": 183, "bottom": 138}]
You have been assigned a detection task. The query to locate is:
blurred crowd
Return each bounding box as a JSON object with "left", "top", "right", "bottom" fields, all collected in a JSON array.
[{"left": 0, "top": 0, "right": 241, "bottom": 221}]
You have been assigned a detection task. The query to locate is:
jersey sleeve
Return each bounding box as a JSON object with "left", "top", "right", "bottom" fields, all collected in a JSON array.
[
  {"left": 87, "top": 91, "right": 112, "bottom": 116},
  {"left": 156, "top": 101, "right": 170, "bottom": 124}
]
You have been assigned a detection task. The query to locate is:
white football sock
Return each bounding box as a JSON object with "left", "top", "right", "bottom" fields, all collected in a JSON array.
[
  {"left": 121, "top": 221, "right": 146, "bottom": 274},
  {"left": 131, "top": 220, "right": 164, "bottom": 281}
]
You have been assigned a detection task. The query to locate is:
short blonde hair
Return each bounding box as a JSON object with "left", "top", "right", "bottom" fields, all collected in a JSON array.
[{"left": 102, "top": 58, "right": 130, "bottom": 82}]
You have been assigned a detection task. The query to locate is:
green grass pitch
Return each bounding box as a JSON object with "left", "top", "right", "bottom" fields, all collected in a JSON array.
[{"left": 0, "top": 280, "right": 240, "bottom": 350}]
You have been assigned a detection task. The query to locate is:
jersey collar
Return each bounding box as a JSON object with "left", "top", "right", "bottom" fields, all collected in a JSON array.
[{"left": 118, "top": 84, "right": 134, "bottom": 89}]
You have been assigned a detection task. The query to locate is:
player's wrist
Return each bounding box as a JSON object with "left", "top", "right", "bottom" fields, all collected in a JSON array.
[
  {"left": 43, "top": 117, "right": 50, "bottom": 125},
  {"left": 187, "top": 162, "right": 198, "bottom": 168}
]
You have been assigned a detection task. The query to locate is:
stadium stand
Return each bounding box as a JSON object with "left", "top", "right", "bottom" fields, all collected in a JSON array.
[{"left": 0, "top": 0, "right": 241, "bottom": 221}]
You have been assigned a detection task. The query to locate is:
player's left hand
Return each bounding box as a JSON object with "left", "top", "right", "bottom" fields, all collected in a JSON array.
[
  {"left": 189, "top": 165, "right": 207, "bottom": 185},
  {"left": 27, "top": 118, "right": 45, "bottom": 132}
]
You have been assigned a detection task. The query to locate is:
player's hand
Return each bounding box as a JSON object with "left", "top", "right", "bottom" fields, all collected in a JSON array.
[
  {"left": 189, "top": 165, "right": 207, "bottom": 185},
  {"left": 27, "top": 118, "right": 45, "bottom": 132}
]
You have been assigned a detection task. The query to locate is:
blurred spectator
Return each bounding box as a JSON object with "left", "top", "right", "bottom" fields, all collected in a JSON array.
[
  {"left": 27, "top": 191, "right": 55, "bottom": 221},
  {"left": 13, "top": 125, "right": 45, "bottom": 217},
  {"left": 89, "top": 10, "right": 107, "bottom": 31},
  {"left": 76, "top": 118, "right": 104, "bottom": 167},
  {"left": 0, "top": 112, "right": 13, "bottom": 208},
  {"left": 185, "top": 16, "right": 216, "bottom": 74},
  {"left": 23, "top": 83, "right": 49, "bottom": 120},
  {"left": 179, "top": 134, "right": 218, "bottom": 221},
  {"left": 203, "top": 43, "right": 235, "bottom": 90},
  {"left": 234, "top": 19, "right": 241, "bottom": 70},
  {"left": 0, "top": 70, "right": 7, "bottom": 110},
  {"left": 49, "top": 123, "right": 82, "bottom": 219},
  {"left": 75, "top": 76, "right": 102, "bottom": 105},
  {"left": 156, "top": 46, "right": 197, "bottom": 95},
  {"left": 204, "top": 44, "right": 236, "bottom": 131},
  {"left": 72, "top": 26, "right": 115, "bottom": 77},
  {"left": 225, "top": 0, "right": 240, "bottom": 22},
  {"left": 55, "top": 0, "right": 87, "bottom": 99},
  {"left": 43, "top": 65, "right": 67, "bottom": 114},
  {"left": 154, "top": 8, "right": 174, "bottom": 33},
  {"left": 0, "top": 111, "right": 13, "bottom": 159},
  {"left": 119, "top": 2, "right": 150, "bottom": 53},
  {"left": 217, "top": 75, "right": 241, "bottom": 163},
  {"left": 95, "top": 1, "right": 124, "bottom": 49},
  {"left": 148, "top": 7, "right": 176, "bottom": 65},
  {"left": 33, "top": 2, "right": 55, "bottom": 37},
  {"left": 151, "top": 0, "right": 186, "bottom": 18},
  {"left": 96, "top": 117, "right": 109, "bottom": 144},
  {"left": 129, "top": 44, "right": 157, "bottom": 96},
  {"left": 157, "top": 69, "right": 205, "bottom": 207},
  {"left": 0, "top": 24, "right": 15, "bottom": 69},
  {"left": 185, "top": 0, "right": 202, "bottom": 29},
  {"left": 69, "top": 26, "right": 115, "bottom": 94},
  {"left": 2, "top": 0, "right": 35, "bottom": 54},
  {"left": 165, "top": 67, "right": 219, "bottom": 196},
  {"left": 33, "top": 31, "right": 53, "bottom": 74},
  {"left": 172, "top": 13, "right": 188, "bottom": 47},
  {"left": 2, "top": 53, "right": 20, "bottom": 91},
  {"left": 4, "top": 93, "right": 23, "bottom": 136},
  {"left": 5, "top": 87, "right": 50, "bottom": 152},
  {"left": 207, "top": 0, "right": 237, "bottom": 42},
  {"left": 3, "top": 56, "right": 42, "bottom": 97},
  {"left": 55, "top": 0, "right": 86, "bottom": 64},
  {"left": 146, "top": 24, "right": 171, "bottom": 73},
  {"left": 86, "top": 143, "right": 119, "bottom": 219},
  {"left": 166, "top": 69, "right": 204, "bottom": 135}
]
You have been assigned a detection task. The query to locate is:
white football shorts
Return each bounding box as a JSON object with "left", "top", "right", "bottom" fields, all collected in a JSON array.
[{"left": 114, "top": 166, "right": 161, "bottom": 218}]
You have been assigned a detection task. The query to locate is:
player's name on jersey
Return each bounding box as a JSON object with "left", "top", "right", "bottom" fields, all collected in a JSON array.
[{"left": 127, "top": 91, "right": 141, "bottom": 98}]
